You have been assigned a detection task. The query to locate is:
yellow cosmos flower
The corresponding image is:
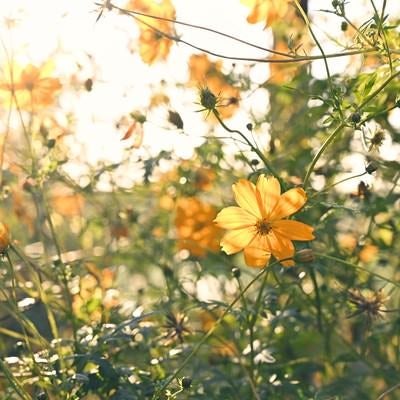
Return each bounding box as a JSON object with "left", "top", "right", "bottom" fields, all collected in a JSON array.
[
  {"left": 127, "top": 0, "right": 176, "bottom": 64},
  {"left": 214, "top": 175, "right": 314, "bottom": 268},
  {"left": 0, "top": 62, "right": 61, "bottom": 109}
]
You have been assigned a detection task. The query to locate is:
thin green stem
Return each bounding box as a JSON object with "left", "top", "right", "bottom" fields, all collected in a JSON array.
[
  {"left": 236, "top": 276, "right": 256, "bottom": 387},
  {"left": 308, "top": 266, "right": 323, "bottom": 333},
  {"left": 293, "top": 0, "right": 332, "bottom": 86},
  {"left": 377, "top": 382, "right": 400, "bottom": 400},
  {"left": 0, "top": 359, "right": 31, "bottom": 400},
  {"left": 40, "top": 191, "right": 79, "bottom": 346},
  {"left": 314, "top": 252, "right": 400, "bottom": 288},
  {"left": 370, "top": 0, "right": 392, "bottom": 72},
  {"left": 304, "top": 69, "right": 400, "bottom": 189},
  {"left": 212, "top": 110, "right": 284, "bottom": 189},
  {"left": 303, "top": 122, "right": 345, "bottom": 189},
  {"left": 311, "top": 171, "right": 367, "bottom": 197},
  {"left": 153, "top": 259, "right": 286, "bottom": 399},
  {"left": 107, "top": 2, "right": 382, "bottom": 64}
]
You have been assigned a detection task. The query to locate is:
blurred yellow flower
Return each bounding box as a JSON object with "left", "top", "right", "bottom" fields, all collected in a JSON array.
[
  {"left": 241, "top": 0, "right": 291, "bottom": 27},
  {"left": 128, "top": 0, "right": 176, "bottom": 64},
  {"left": 175, "top": 197, "right": 221, "bottom": 257},
  {"left": 215, "top": 175, "right": 314, "bottom": 267},
  {"left": 0, "top": 62, "right": 61, "bottom": 109}
]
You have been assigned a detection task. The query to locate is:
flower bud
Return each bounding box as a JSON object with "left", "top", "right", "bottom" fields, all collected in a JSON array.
[
  {"left": 231, "top": 267, "right": 241, "bottom": 279},
  {"left": 351, "top": 112, "right": 361, "bottom": 124},
  {"left": 365, "top": 161, "right": 378, "bottom": 174},
  {"left": 295, "top": 248, "right": 315, "bottom": 263},
  {"left": 36, "top": 392, "right": 47, "bottom": 400},
  {"left": 200, "top": 87, "right": 217, "bottom": 111},
  {"left": 181, "top": 376, "right": 192, "bottom": 389},
  {"left": 0, "top": 222, "right": 10, "bottom": 253}
]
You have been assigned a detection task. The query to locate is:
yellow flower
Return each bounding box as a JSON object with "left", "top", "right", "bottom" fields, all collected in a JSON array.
[
  {"left": 241, "top": 0, "right": 291, "bottom": 27},
  {"left": 0, "top": 62, "right": 61, "bottom": 109},
  {"left": 214, "top": 175, "right": 314, "bottom": 267},
  {"left": 127, "top": 0, "right": 176, "bottom": 64}
]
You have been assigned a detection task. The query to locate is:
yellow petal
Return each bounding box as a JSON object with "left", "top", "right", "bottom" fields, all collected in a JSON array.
[
  {"left": 242, "top": 234, "right": 271, "bottom": 267},
  {"left": 232, "top": 179, "right": 262, "bottom": 219},
  {"left": 214, "top": 206, "right": 257, "bottom": 230},
  {"left": 220, "top": 228, "right": 256, "bottom": 255},
  {"left": 243, "top": 246, "right": 270, "bottom": 268},
  {"left": 270, "top": 188, "right": 307, "bottom": 220},
  {"left": 256, "top": 174, "right": 281, "bottom": 218},
  {"left": 267, "top": 231, "right": 295, "bottom": 267},
  {"left": 272, "top": 220, "right": 314, "bottom": 241}
]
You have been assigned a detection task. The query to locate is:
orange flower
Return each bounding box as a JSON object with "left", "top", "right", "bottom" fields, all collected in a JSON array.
[
  {"left": 175, "top": 197, "right": 221, "bottom": 257},
  {"left": 0, "top": 222, "right": 10, "bottom": 253},
  {"left": 269, "top": 41, "right": 302, "bottom": 84},
  {"left": 128, "top": 0, "right": 176, "bottom": 64},
  {"left": 52, "top": 193, "right": 84, "bottom": 217},
  {"left": 0, "top": 62, "right": 61, "bottom": 109},
  {"left": 194, "top": 167, "right": 216, "bottom": 191},
  {"left": 241, "top": 0, "right": 291, "bottom": 27},
  {"left": 214, "top": 175, "right": 314, "bottom": 267}
]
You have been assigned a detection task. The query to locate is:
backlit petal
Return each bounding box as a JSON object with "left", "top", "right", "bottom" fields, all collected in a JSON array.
[
  {"left": 214, "top": 206, "right": 257, "bottom": 230},
  {"left": 270, "top": 187, "right": 307, "bottom": 220},
  {"left": 220, "top": 228, "right": 256, "bottom": 255},
  {"left": 243, "top": 234, "right": 271, "bottom": 267},
  {"left": 272, "top": 220, "right": 314, "bottom": 241},
  {"left": 243, "top": 246, "right": 271, "bottom": 268},
  {"left": 232, "top": 179, "right": 262, "bottom": 219},
  {"left": 267, "top": 231, "right": 295, "bottom": 267},
  {"left": 256, "top": 174, "right": 281, "bottom": 218}
]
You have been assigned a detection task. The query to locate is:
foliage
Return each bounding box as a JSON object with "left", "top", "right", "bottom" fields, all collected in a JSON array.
[{"left": 0, "top": 0, "right": 399, "bottom": 399}]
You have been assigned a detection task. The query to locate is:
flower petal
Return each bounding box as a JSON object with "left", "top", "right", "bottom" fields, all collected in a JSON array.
[
  {"left": 270, "top": 187, "right": 307, "bottom": 220},
  {"left": 242, "top": 234, "right": 271, "bottom": 267},
  {"left": 232, "top": 179, "right": 262, "bottom": 219},
  {"left": 267, "top": 231, "right": 295, "bottom": 267},
  {"left": 243, "top": 246, "right": 271, "bottom": 268},
  {"left": 272, "top": 220, "right": 315, "bottom": 241},
  {"left": 256, "top": 174, "right": 281, "bottom": 218},
  {"left": 214, "top": 206, "right": 257, "bottom": 230},
  {"left": 220, "top": 228, "right": 256, "bottom": 255}
]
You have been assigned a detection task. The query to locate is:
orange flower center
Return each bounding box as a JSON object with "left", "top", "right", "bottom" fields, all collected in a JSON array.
[{"left": 256, "top": 219, "right": 272, "bottom": 236}]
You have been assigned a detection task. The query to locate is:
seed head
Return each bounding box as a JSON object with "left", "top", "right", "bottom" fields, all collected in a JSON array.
[{"left": 199, "top": 87, "right": 218, "bottom": 111}]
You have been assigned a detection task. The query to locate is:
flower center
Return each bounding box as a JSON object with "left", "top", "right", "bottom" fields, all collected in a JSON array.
[
  {"left": 256, "top": 219, "right": 272, "bottom": 236},
  {"left": 24, "top": 81, "right": 35, "bottom": 91}
]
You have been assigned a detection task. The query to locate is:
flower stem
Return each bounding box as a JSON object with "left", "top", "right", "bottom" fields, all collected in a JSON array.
[
  {"left": 304, "top": 69, "right": 400, "bottom": 189},
  {"left": 314, "top": 252, "right": 400, "bottom": 288},
  {"left": 153, "top": 259, "right": 285, "bottom": 399},
  {"left": 212, "top": 110, "right": 285, "bottom": 189}
]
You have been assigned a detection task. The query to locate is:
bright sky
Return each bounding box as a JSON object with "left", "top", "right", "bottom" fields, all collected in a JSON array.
[{"left": 1, "top": 0, "right": 399, "bottom": 190}]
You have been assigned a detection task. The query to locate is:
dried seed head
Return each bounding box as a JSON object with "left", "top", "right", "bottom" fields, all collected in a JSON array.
[{"left": 347, "top": 288, "right": 387, "bottom": 321}]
